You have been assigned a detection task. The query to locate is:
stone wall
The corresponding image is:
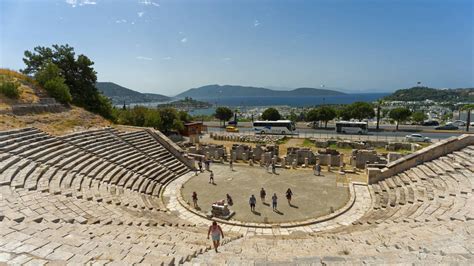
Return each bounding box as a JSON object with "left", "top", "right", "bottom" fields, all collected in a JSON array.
[
  {"left": 350, "top": 149, "right": 387, "bottom": 169},
  {"left": 367, "top": 134, "right": 474, "bottom": 184}
]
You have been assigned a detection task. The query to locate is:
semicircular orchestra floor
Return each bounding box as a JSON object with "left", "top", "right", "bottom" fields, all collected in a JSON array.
[{"left": 180, "top": 164, "right": 350, "bottom": 224}]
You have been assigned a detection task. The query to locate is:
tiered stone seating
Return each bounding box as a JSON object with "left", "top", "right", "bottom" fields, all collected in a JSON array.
[
  {"left": 0, "top": 127, "right": 236, "bottom": 264},
  {"left": 351, "top": 146, "right": 473, "bottom": 227}
]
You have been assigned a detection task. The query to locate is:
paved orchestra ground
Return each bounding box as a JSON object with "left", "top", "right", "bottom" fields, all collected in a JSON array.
[{"left": 181, "top": 164, "right": 350, "bottom": 224}]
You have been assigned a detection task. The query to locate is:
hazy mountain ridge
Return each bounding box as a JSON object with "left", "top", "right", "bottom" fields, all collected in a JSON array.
[
  {"left": 175, "top": 84, "right": 346, "bottom": 98},
  {"left": 96, "top": 82, "right": 170, "bottom": 104}
]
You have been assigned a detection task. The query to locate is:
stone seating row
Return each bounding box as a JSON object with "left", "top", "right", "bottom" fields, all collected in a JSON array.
[
  {"left": 59, "top": 128, "right": 188, "bottom": 183},
  {"left": 0, "top": 128, "right": 190, "bottom": 194},
  {"left": 353, "top": 146, "right": 473, "bottom": 227},
  {"left": 0, "top": 217, "right": 219, "bottom": 265},
  {"left": 187, "top": 219, "right": 473, "bottom": 265}
]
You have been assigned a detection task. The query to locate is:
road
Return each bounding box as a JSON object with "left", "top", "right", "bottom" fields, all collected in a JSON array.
[{"left": 203, "top": 121, "right": 469, "bottom": 142}]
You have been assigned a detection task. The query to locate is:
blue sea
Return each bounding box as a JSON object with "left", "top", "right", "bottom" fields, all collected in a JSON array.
[{"left": 186, "top": 93, "right": 389, "bottom": 116}]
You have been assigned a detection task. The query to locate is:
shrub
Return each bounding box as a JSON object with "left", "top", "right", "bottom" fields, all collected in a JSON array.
[
  {"left": 44, "top": 77, "right": 72, "bottom": 104},
  {"left": 0, "top": 81, "right": 20, "bottom": 99}
]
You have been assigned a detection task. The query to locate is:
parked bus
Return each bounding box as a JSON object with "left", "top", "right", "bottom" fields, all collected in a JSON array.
[
  {"left": 253, "top": 120, "right": 296, "bottom": 135},
  {"left": 335, "top": 121, "right": 368, "bottom": 134}
]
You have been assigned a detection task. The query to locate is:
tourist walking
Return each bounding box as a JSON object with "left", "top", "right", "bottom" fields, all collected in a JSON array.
[
  {"left": 205, "top": 159, "right": 211, "bottom": 171},
  {"left": 272, "top": 193, "right": 278, "bottom": 211},
  {"left": 207, "top": 221, "right": 224, "bottom": 253},
  {"left": 260, "top": 188, "right": 266, "bottom": 203},
  {"left": 271, "top": 162, "right": 276, "bottom": 174},
  {"left": 286, "top": 188, "right": 293, "bottom": 205},
  {"left": 313, "top": 163, "right": 321, "bottom": 176},
  {"left": 192, "top": 191, "right": 198, "bottom": 208},
  {"left": 198, "top": 160, "right": 203, "bottom": 172},
  {"left": 209, "top": 171, "right": 215, "bottom": 184},
  {"left": 229, "top": 159, "right": 233, "bottom": 171},
  {"left": 226, "top": 194, "right": 233, "bottom": 206},
  {"left": 249, "top": 195, "right": 256, "bottom": 211}
]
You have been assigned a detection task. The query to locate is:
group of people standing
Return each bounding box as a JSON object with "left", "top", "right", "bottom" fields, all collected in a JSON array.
[{"left": 250, "top": 187, "right": 293, "bottom": 212}]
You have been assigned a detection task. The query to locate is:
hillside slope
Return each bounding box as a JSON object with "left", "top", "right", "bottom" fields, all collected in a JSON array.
[
  {"left": 176, "top": 84, "right": 345, "bottom": 98},
  {"left": 96, "top": 82, "right": 170, "bottom": 104},
  {"left": 0, "top": 69, "right": 110, "bottom": 135},
  {"left": 384, "top": 86, "right": 474, "bottom": 102}
]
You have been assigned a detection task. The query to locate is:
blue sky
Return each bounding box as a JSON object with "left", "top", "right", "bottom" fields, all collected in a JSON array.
[{"left": 0, "top": 0, "right": 472, "bottom": 96}]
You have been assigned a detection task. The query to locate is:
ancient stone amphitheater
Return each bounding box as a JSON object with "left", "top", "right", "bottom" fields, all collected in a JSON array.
[{"left": 0, "top": 127, "right": 473, "bottom": 265}]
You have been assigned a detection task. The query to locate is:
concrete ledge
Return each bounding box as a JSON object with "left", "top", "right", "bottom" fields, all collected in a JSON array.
[
  {"left": 367, "top": 134, "right": 474, "bottom": 184},
  {"left": 177, "top": 181, "right": 359, "bottom": 229}
]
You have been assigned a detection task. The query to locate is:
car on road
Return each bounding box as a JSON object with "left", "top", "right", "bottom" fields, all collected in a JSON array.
[
  {"left": 422, "top": 120, "right": 439, "bottom": 126},
  {"left": 435, "top": 124, "right": 459, "bottom": 130},
  {"left": 405, "top": 134, "right": 431, "bottom": 143},
  {"left": 451, "top": 120, "right": 466, "bottom": 127},
  {"left": 225, "top": 126, "right": 239, "bottom": 132}
]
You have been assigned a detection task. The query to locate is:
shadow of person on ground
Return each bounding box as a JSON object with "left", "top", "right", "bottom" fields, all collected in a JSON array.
[
  {"left": 263, "top": 202, "right": 270, "bottom": 206},
  {"left": 289, "top": 203, "right": 299, "bottom": 208},
  {"left": 195, "top": 206, "right": 201, "bottom": 211},
  {"left": 252, "top": 210, "right": 261, "bottom": 216},
  {"left": 274, "top": 209, "right": 284, "bottom": 215}
]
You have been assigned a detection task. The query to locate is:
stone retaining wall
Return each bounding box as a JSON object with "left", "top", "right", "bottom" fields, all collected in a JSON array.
[{"left": 367, "top": 134, "right": 474, "bottom": 184}]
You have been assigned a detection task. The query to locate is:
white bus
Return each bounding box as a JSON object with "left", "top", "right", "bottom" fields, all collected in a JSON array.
[
  {"left": 253, "top": 120, "right": 296, "bottom": 135},
  {"left": 335, "top": 121, "right": 368, "bottom": 134}
]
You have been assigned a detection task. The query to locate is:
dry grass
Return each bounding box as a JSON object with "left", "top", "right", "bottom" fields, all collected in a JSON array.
[{"left": 0, "top": 106, "right": 111, "bottom": 136}]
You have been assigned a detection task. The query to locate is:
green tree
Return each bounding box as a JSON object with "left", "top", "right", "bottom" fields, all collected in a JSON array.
[
  {"left": 389, "top": 107, "right": 412, "bottom": 130},
  {"left": 178, "top": 110, "right": 191, "bottom": 123},
  {"left": 172, "top": 119, "right": 185, "bottom": 132},
  {"left": 35, "top": 62, "right": 72, "bottom": 104},
  {"left": 287, "top": 111, "right": 298, "bottom": 122},
  {"left": 349, "top": 102, "right": 375, "bottom": 121},
  {"left": 159, "top": 107, "right": 179, "bottom": 132},
  {"left": 22, "top": 44, "right": 113, "bottom": 119},
  {"left": 214, "top": 107, "right": 233, "bottom": 126},
  {"left": 317, "top": 106, "right": 337, "bottom": 128},
  {"left": 411, "top": 111, "right": 427, "bottom": 125},
  {"left": 261, "top": 107, "right": 281, "bottom": 121},
  {"left": 144, "top": 109, "right": 162, "bottom": 129},
  {"left": 43, "top": 78, "right": 72, "bottom": 104}
]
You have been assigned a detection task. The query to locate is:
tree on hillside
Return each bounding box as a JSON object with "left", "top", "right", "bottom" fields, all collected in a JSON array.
[
  {"left": 214, "top": 107, "right": 233, "bottom": 126},
  {"left": 389, "top": 107, "right": 412, "bottom": 131},
  {"left": 411, "top": 111, "right": 427, "bottom": 125},
  {"left": 35, "top": 62, "right": 72, "bottom": 104},
  {"left": 22, "top": 44, "right": 113, "bottom": 119},
  {"left": 261, "top": 108, "right": 281, "bottom": 121}
]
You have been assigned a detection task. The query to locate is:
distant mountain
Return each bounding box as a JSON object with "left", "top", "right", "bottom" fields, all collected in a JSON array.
[
  {"left": 96, "top": 82, "right": 170, "bottom": 105},
  {"left": 384, "top": 86, "right": 474, "bottom": 102},
  {"left": 175, "top": 84, "right": 346, "bottom": 98}
]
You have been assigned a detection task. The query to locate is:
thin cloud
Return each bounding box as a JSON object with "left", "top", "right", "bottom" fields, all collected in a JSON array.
[
  {"left": 136, "top": 56, "right": 153, "bottom": 61},
  {"left": 254, "top": 20, "right": 260, "bottom": 27},
  {"left": 137, "top": 12, "right": 145, "bottom": 18},
  {"left": 115, "top": 19, "right": 127, "bottom": 24},
  {"left": 139, "top": 0, "right": 159, "bottom": 7},
  {"left": 223, "top": 57, "right": 232, "bottom": 61},
  {"left": 65, "top": 0, "right": 97, "bottom": 7},
  {"left": 162, "top": 57, "right": 172, "bottom": 60},
  {"left": 181, "top": 37, "right": 188, "bottom": 43}
]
